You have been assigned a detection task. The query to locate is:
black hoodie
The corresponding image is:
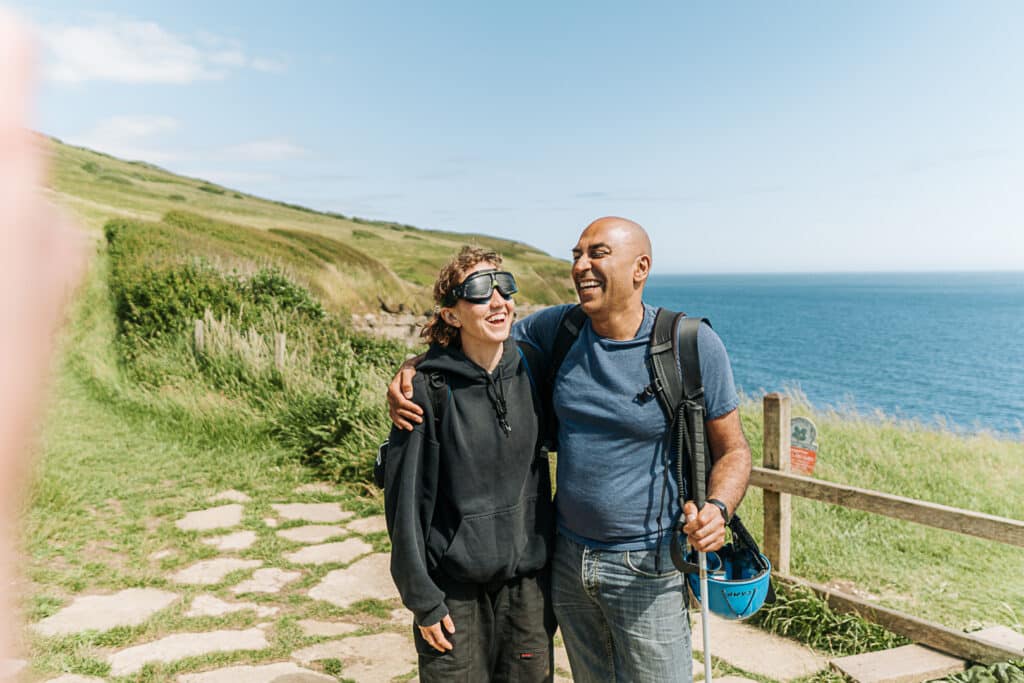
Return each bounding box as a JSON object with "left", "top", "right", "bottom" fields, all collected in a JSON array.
[{"left": 383, "top": 338, "right": 554, "bottom": 626}]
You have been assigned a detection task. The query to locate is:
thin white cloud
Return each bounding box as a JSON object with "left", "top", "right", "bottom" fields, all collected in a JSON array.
[
  {"left": 221, "top": 138, "right": 310, "bottom": 161},
  {"left": 185, "top": 170, "right": 278, "bottom": 186},
  {"left": 70, "top": 115, "right": 183, "bottom": 162},
  {"left": 39, "top": 17, "right": 286, "bottom": 84},
  {"left": 251, "top": 57, "right": 287, "bottom": 74}
]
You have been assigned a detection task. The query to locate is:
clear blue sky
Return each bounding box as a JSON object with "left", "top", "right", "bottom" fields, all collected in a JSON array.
[{"left": 16, "top": 1, "right": 1024, "bottom": 273}]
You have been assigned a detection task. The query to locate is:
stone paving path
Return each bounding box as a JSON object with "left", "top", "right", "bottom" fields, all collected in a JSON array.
[{"left": 15, "top": 486, "right": 831, "bottom": 683}]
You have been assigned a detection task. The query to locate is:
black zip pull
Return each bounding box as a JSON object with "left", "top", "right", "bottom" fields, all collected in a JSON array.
[{"left": 499, "top": 417, "right": 511, "bottom": 436}]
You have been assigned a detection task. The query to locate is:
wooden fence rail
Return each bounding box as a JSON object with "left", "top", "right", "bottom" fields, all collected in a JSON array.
[
  {"left": 751, "top": 466, "right": 1024, "bottom": 548},
  {"left": 757, "top": 393, "right": 1024, "bottom": 664}
]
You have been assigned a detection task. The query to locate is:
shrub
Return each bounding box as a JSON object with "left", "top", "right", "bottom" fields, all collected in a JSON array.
[
  {"left": 104, "top": 216, "right": 405, "bottom": 483},
  {"left": 198, "top": 184, "right": 225, "bottom": 195},
  {"left": 168, "top": 194, "right": 186, "bottom": 201},
  {"left": 81, "top": 161, "right": 101, "bottom": 174},
  {"left": 247, "top": 268, "right": 325, "bottom": 320}
]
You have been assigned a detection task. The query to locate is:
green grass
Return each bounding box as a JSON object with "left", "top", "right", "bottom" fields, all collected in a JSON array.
[
  {"left": 749, "top": 583, "right": 909, "bottom": 656},
  {"left": 733, "top": 395, "right": 1024, "bottom": 631}
]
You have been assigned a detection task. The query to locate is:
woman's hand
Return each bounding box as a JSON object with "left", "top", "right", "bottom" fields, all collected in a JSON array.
[{"left": 418, "top": 614, "right": 456, "bottom": 652}]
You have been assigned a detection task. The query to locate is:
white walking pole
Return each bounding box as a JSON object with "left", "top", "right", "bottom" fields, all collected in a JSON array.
[{"left": 699, "top": 549, "right": 712, "bottom": 682}]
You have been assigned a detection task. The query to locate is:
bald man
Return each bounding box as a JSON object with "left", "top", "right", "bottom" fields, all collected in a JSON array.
[{"left": 389, "top": 217, "right": 751, "bottom": 683}]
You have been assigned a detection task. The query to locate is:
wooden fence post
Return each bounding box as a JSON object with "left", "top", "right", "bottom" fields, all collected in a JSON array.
[
  {"left": 194, "top": 319, "right": 204, "bottom": 354},
  {"left": 763, "top": 393, "right": 792, "bottom": 573},
  {"left": 274, "top": 333, "right": 286, "bottom": 371}
]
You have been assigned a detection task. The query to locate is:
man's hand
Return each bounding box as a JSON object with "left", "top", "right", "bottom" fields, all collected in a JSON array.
[
  {"left": 418, "top": 614, "right": 456, "bottom": 652},
  {"left": 387, "top": 355, "right": 425, "bottom": 430},
  {"left": 682, "top": 501, "right": 726, "bottom": 553}
]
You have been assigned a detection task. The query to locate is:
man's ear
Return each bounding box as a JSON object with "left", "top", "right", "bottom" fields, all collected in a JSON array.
[{"left": 633, "top": 254, "right": 651, "bottom": 286}]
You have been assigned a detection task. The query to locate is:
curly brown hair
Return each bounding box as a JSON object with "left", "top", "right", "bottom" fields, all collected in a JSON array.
[{"left": 420, "top": 245, "right": 503, "bottom": 347}]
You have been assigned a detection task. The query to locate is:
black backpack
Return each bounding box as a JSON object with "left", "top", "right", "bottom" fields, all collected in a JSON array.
[{"left": 545, "top": 305, "right": 770, "bottom": 581}]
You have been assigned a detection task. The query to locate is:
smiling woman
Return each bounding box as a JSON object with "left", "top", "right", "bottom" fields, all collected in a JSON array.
[{"left": 381, "top": 245, "right": 557, "bottom": 682}]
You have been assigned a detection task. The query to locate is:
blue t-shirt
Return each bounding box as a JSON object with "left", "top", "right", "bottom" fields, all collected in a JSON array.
[{"left": 513, "top": 303, "right": 739, "bottom": 550}]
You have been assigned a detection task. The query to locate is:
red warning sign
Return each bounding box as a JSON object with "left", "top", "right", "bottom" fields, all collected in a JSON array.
[{"left": 790, "top": 446, "right": 817, "bottom": 474}]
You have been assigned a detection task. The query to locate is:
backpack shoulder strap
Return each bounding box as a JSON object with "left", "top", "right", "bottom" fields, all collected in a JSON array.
[
  {"left": 548, "top": 304, "right": 587, "bottom": 385},
  {"left": 648, "top": 307, "right": 686, "bottom": 422},
  {"left": 515, "top": 340, "right": 543, "bottom": 398},
  {"left": 425, "top": 371, "right": 448, "bottom": 436},
  {"left": 677, "top": 316, "right": 709, "bottom": 405}
]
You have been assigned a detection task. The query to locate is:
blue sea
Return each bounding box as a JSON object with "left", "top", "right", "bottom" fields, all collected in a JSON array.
[{"left": 643, "top": 272, "right": 1024, "bottom": 438}]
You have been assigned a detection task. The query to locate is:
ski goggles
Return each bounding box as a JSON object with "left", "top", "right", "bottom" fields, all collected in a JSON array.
[{"left": 443, "top": 269, "right": 518, "bottom": 305}]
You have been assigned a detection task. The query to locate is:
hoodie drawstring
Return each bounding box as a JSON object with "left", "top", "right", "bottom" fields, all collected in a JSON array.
[{"left": 486, "top": 371, "right": 512, "bottom": 437}]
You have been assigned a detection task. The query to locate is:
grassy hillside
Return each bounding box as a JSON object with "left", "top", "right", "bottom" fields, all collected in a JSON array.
[{"left": 45, "top": 137, "right": 576, "bottom": 314}]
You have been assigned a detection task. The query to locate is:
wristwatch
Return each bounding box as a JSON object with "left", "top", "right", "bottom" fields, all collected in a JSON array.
[{"left": 706, "top": 498, "right": 730, "bottom": 525}]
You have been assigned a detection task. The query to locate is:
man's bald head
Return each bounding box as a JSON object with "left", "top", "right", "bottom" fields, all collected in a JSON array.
[
  {"left": 582, "top": 216, "right": 652, "bottom": 262},
  {"left": 571, "top": 217, "right": 653, "bottom": 336}
]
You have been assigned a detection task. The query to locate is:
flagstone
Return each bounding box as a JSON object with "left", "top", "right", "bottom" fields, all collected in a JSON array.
[
  {"left": 178, "top": 662, "right": 335, "bottom": 683},
  {"left": 271, "top": 502, "right": 353, "bottom": 523},
  {"left": 31, "top": 588, "right": 179, "bottom": 637},
  {"left": 231, "top": 567, "right": 302, "bottom": 594},
  {"left": 201, "top": 530, "right": 258, "bottom": 551},
  {"left": 830, "top": 644, "right": 965, "bottom": 683},
  {"left": 975, "top": 625, "right": 1024, "bottom": 653},
  {"left": 292, "top": 632, "right": 417, "bottom": 682},
  {"left": 276, "top": 524, "right": 346, "bottom": 544},
  {"left": 149, "top": 549, "right": 175, "bottom": 560},
  {"left": 171, "top": 558, "right": 262, "bottom": 585},
  {"left": 208, "top": 489, "right": 251, "bottom": 503},
  {"left": 293, "top": 482, "right": 336, "bottom": 494},
  {"left": 692, "top": 658, "right": 706, "bottom": 680},
  {"left": 308, "top": 553, "right": 399, "bottom": 608},
  {"left": 284, "top": 538, "right": 372, "bottom": 566},
  {"left": 185, "top": 594, "right": 279, "bottom": 618},
  {"left": 263, "top": 517, "right": 278, "bottom": 527},
  {"left": 107, "top": 628, "right": 268, "bottom": 676},
  {"left": 346, "top": 515, "right": 387, "bottom": 535},
  {"left": 44, "top": 676, "right": 105, "bottom": 683},
  {"left": 296, "top": 618, "right": 361, "bottom": 637},
  {"left": 554, "top": 642, "right": 570, "bottom": 673},
  {"left": 175, "top": 504, "right": 243, "bottom": 531},
  {"left": 691, "top": 612, "right": 826, "bottom": 680}
]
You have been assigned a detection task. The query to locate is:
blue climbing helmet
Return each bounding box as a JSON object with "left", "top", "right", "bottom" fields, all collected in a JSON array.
[{"left": 685, "top": 541, "right": 772, "bottom": 620}]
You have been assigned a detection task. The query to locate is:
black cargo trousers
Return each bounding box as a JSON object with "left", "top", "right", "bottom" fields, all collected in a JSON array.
[{"left": 414, "top": 569, "right": 557, "bottom": 683}]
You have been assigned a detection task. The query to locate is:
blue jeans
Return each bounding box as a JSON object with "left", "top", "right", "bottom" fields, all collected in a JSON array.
[{"left": 552, "top": 533, "right": 692, "bottom": 683}]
